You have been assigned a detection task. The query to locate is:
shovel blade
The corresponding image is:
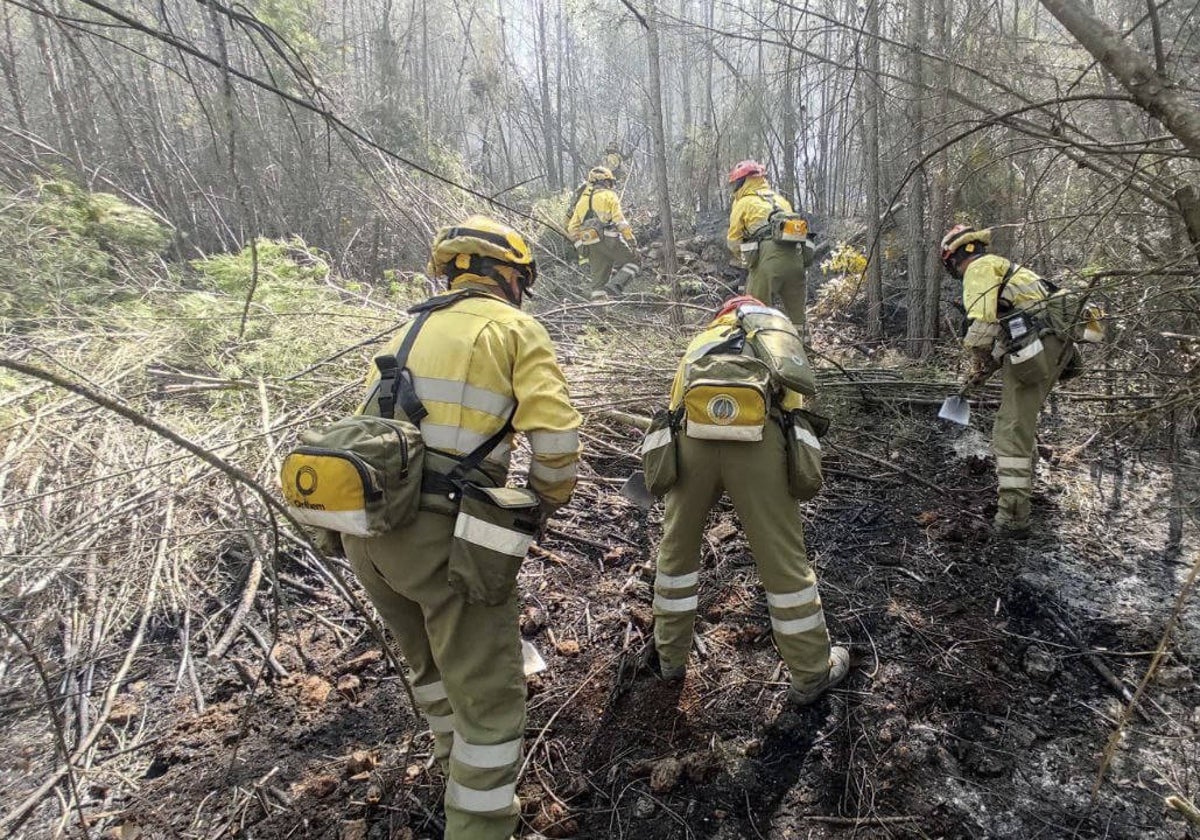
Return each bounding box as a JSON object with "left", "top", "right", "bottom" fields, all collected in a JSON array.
[
  {"left": 619, "top": 470, "right": 655, "bottom": 510},
  {"left": 938, "top": 395, "right": 971, "bottom": 426}
]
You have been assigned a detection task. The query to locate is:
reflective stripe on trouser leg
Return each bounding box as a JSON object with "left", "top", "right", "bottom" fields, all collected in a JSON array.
[
  {"left": 412, "top": 679, "right": 456, "bottom": 768},
  {"left": 653, "top": 568, "right": 700, "bottom": 669},
  {"left": 446, "top": 733, "right": 522, "bottom": 821},
  {"left": 343, "top": 520, "right": 455, "bottom": 769},
  {"left": 435, "top": 589, "right": 525, "bottom": 840},
  {"left": 720, "top": 420, "right": 831, "bottom": 687},
  {"left": 993, "top": 339, "right": 1061, "bottom": 524},
  {"left": 653, "top": 435, "right": 723, "bottom": 669},
  {"left": 767, "top": 597, "right": 829, "bottom": 690},
  {"left": 607, "top": 262, "right": 638, "bottom": 293}
]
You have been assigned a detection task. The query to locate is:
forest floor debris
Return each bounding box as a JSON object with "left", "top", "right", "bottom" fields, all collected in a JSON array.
[{"left": 2, "top": 273, "right": 1199, "bottom": 839}]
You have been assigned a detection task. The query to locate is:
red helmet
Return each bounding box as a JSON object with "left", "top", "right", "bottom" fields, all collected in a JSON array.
[
  {"left": 714, "top": 294, "right": 763, "bottom": 320},
  {"left": 728, "top": 160, "right": 766, "bottom": 183}
]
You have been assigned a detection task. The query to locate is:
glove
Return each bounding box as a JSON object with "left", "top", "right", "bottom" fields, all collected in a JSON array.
[{"left": 963, "top": 347, "right": 1000, "bottom": 392}]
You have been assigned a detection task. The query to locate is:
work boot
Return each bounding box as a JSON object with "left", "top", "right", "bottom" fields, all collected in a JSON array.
[
  {"left": 647, "top": 647, "right": 685, "bottom": 682},
  {"left": 658, "top": 661, "right": 685, "bottom": 682},
  {"left": 611, "top": 263, "right": 638, "bottom": 291},
  {"left": 992, "top": 517, "right": 1031, "bottom": 539},
  {"left": 787, "top": 646, "right": 850, "bottom": 706}
]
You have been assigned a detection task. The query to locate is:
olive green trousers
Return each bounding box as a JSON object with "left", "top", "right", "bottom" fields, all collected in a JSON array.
[
  {"left": 746, "top": 240, "right": 807, "bottom": 334},
  {"left": 344, "top": 511, "right": 524, "bottom": 840},
  {"left": 992, "top": 334, "right": 1067, "bottom": 526},
  {"left": 652, "top": 421, "right": 832, "bottom": 690},
  {"left": 585, "top": 235, "right": 638, "bottom": 295}
]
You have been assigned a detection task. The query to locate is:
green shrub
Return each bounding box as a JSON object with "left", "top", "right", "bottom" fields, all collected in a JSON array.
[
  {"left": 190, "top": 236, "right": 330, "bottom": 302},
  {"left": 0, "top": 178, "right": 171, "bottom": 324}
]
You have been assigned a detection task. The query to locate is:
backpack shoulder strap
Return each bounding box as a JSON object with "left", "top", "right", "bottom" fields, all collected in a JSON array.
[
  {"left": 448, "top": 409, "right": 516, "bottom": 482},
  {"left": 374, "top": 291, "right": 481, "bottom": 420},
  {"left": 994, "top": 261, "right": 1020, "bottom": 314},
  {"left": 756, "top": 189, "right": 780, "bottom": 211},
  {"left": 582, "top": 186, "right": 597, "bottom": 221}
]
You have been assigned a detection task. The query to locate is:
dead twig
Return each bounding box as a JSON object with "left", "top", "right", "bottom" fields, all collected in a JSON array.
[{"left": 1093, "top": 551, "right": 1200, "bottom": 797}]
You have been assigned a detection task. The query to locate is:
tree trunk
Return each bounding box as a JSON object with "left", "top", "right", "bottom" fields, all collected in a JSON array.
[
  {"left": 536, "top": 0, "right": 560, "bottom": 190},
  {"left": 863, "top": 0, "right": 884, "bottom": 339},
  {"left": 923, "top": 0, "right": 949, "bottom": 345},
  {"left": 0, "top": 4, "right": 30, "bottom": 139},
  {"left": 31, "top": 11, "right": 81, "bottom": 168},
  {"left": 904, "top": 0, "right": 928, "bottom": 357},
  {"left": 1039, "top": 0, "right": 1200, "bottom": 158},
  {"left": 645, "top": 0, "right": 680, "bottom": 321},
  {"left": 780, "top": 4, "right": 798, "bottom": 206}
]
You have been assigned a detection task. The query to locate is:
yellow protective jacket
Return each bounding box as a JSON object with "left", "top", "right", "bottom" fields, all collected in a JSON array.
[
  {"left": 961, "top": 254, "right": 1049, "bottom": 349},
  {"left": 567, "top": 186, "right": 634, "bottom": 243},
  {"left": 726, "top": 175, "right": 794, "bottom": 254},
  {"left": 360, "top": 279, "right": 582, "bottom": 507},
  {"left": 668, "top": 316, "right": 804, "bottom": 412}
]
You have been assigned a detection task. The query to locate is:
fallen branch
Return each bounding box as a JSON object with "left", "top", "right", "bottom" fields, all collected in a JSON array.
[{"left": 1093, "top": 551, "right": 1200, "bottom": 797}]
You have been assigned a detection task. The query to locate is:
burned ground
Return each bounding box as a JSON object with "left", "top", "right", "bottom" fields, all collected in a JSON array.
[
  {"left": 16, "top": 382, "right": 1190, "bottom": 840},
  {"left": 2, "top": 276, "right": 1198, "bottom": 840}
]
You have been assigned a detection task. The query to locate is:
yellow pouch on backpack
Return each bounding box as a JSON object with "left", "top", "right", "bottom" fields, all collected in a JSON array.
[
  {"left": 574, "top": 227, "right": 600, "bottom": 248},
  {"left": 280, "top": 416, "right": 425, "bottom": 538},
  {"left": 682, "top": 355, "right": 771, "bottom": 441},
  {"left": 772, "top": 215, "right": 809, "bottom": 244}
]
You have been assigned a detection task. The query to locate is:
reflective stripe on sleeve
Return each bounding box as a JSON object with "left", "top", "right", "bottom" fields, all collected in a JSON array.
[
  {"left": 412, "top": 680, "right": 447, "bottom": 704},
  {"left": 446, "top": 779, "right": 518, "bottom": 814},
  {"left": 451, "top": 736, "right": 522, "bottom": 770},
  {"left": 766, "top": 586, "right": 819, "bottom": 609},
  {"left": 793, "top": 426, "right": 821, "bottom": 450},
  {"left": 996, "top": 456, "right": 1030, "bottom": 470},
  {"left": 454, "top": 514, "right": 533, "bottom": 556},
  {"left": 998, "top": 475, "right": 1032, "bottom": 489},
  {"left": 412, "top": 376, "right": 515, "bottom": 419},
  {"left": 425, "top": 713, "right": 455, "bottom": 733},
  {"left": 529, "top": 429, "right": 580, "bottom": 455},
  {"left": 530, "top": 460, "right": 578, "bottom": 483},
  {"left": 641, "top": 427, "right": 673, "bottom": 454},
  {"left": 655, "top": 570, "right": 699, "bottom": 589},
  {"left": 654, "top": 593, "right": 698, "bottom": 612},
  {"left": 771, "top": 612, "right": 826, "bottom": 635}
]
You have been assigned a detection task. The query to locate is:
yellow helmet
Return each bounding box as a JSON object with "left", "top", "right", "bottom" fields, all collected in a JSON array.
[
  {"left": 587, "top": 166, "right": 615, "bottom": 184},
  {"left": 427, "top": 215, "right": 536, "bottom": 303}
]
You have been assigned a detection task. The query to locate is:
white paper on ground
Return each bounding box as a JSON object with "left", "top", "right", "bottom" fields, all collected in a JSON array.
[{"left": 522, "top": 640, "right": 547, "bottom": 676}]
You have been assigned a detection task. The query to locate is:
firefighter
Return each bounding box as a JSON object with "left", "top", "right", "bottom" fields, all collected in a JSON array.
[
  {"left": 343, "top": 216, "right": 581, "bottom": 840},
  {"left": 940, "top": 224, "right": 1079, "bottom": 536},
  {"left": 726, "top": 160, "right": 815, "bottom": 333},
  {"left": 649, "top": 295, "right": 850, "bottom": 705},
  {"left": 567, "top": 166, "right": 639, "bottom": 300},
  {"left": 602, "top": 141, "right": 624, "bottom": 180}
]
